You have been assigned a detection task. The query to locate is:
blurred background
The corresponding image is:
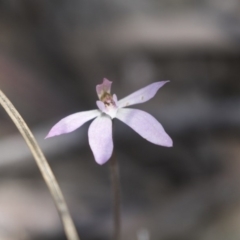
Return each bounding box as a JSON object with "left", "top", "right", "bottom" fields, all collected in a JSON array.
[{"left": 0, "top": 0, "right": 240, "bottom": 239}]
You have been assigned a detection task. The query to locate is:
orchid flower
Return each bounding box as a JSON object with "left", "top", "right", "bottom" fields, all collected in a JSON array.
[{"left": 46, "top": 79, "right": 172, "bottom": 165}]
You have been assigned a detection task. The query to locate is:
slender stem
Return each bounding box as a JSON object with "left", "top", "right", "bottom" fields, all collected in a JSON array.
[
  {"left": 0, "top": 90, "right": 80, "bottom": 240},
  {"left": 109, "top": 151, "right": 121, "bottom": 240}
]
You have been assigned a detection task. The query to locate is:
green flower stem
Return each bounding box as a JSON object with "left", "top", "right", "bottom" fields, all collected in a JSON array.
[{"left": 109, "top": 151, "right": 121, "bottom": 240}]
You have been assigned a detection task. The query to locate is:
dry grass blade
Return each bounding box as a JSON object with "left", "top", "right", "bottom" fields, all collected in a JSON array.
[{"left": 0, "top": 89, "right": 80, "bottom": 240}]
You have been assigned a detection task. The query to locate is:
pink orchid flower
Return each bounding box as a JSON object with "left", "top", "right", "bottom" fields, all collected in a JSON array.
[{"left": 46, "top": 79, "right": 172, "bottom": 165}]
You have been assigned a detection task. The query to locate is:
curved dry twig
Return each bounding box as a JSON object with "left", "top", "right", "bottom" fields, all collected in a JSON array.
[{"left": 0, "top": 89, "right": 80, "bottom": 240}]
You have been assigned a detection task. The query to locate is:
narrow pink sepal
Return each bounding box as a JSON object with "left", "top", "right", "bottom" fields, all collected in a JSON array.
[
  {"left": 116, "top": 108, "right": 172, "bottom": 147},
  {"left": 88, "top": 115, "right": 113, "bottom": 165},
  {"left": 96, "top": 78, "right": 112, "bottom": 99},
  {"left": 118, "top": 81, "right": 169, "bottom": 108},
  {"left": 45, "top": 110, "right": 100, "bottom": 138}
]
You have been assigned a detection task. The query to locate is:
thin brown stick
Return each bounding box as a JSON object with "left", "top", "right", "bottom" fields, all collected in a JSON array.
[
  {"left": 0, "top": 90, "right": 80, "bottom": 240},
  {"left": 109, "top": 151, "right": 121, "bottom": 240}
]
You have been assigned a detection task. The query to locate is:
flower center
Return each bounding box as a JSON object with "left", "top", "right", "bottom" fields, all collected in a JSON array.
[
  {"left": 101, "top": 93, "right": 116, "bottom": 108},
  {"left": 97, "top": 92, "right": 118, "bottom": 119}
]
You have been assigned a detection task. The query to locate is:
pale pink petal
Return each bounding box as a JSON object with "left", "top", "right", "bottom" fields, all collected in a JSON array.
[
  {"left": 96, "top": 78, "right": 112, "bottom": 99},
  {"left": 96, "top": 100, "right": 105, "bottom": 112},
  {"left": 118, "top": 81, "right": 169, "bottom": 108},
  {"left": 112, "top": 94, "right": 118, "bottom": 103},
  {"left": 46, "top": 110, "right": 100, "bottom": 138},
  {"left": 116, "top": 108, "right": 172, "bottom": 147},
  {"left": 88, "top": 115, "right": 113, "bottom": 164}
]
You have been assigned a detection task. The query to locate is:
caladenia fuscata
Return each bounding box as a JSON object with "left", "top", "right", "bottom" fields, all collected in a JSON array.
[{"left": 46, "top": 78, "right": 173, "bottom": 239}]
